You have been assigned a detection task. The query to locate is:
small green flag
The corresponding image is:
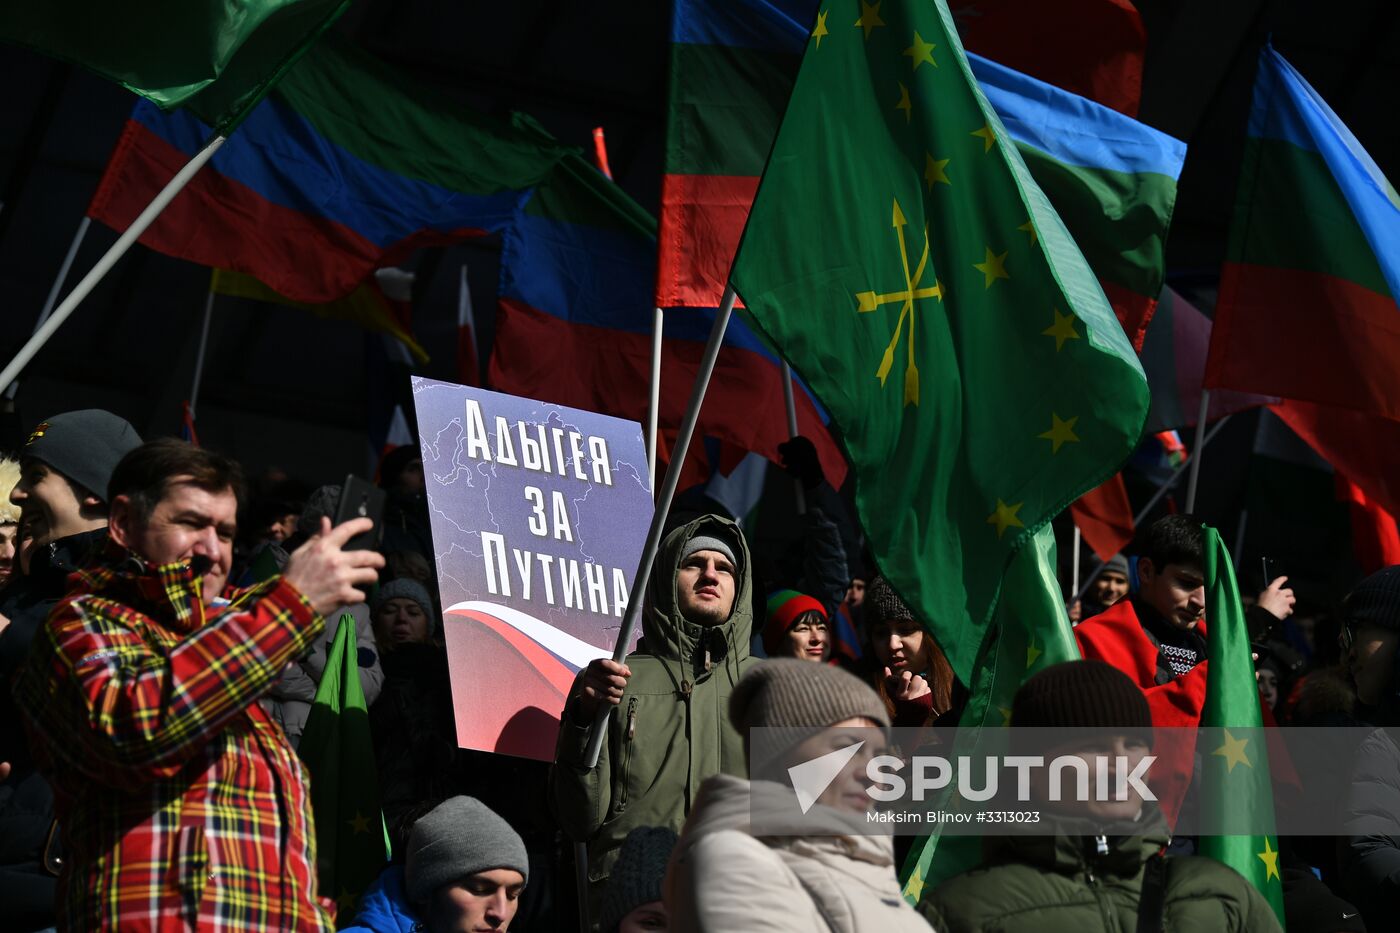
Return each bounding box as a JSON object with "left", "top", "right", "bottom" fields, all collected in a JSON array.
[
  {"left": 0, "top": 0, "right": 350, "bottom": 131},
  {"left": 298, "top": 614, "right": 390, "bottom": 926},
  {"left": 899, "top": 524, "right": 1081, "bottom": 902},
  {"left": 1199, "top": 527, "right": 1287, "bottom": 926},
  {"left": 729, "top": 0, "right": 1147, "bottom": 686}
]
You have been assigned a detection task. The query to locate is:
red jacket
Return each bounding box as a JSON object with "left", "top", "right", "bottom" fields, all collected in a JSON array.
[{"left": 1074, "top": 598, "right": 1207, "bottom": 825}]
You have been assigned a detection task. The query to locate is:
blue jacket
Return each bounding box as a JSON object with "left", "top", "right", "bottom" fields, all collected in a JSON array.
[{"left": 343, "top": 866, "right": 424, "bottom": 933}]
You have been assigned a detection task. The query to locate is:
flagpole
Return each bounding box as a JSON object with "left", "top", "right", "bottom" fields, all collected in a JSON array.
[
  {"left": 585, "top": 286, "right": 737, "bottom": 768},
  {"left": 1072, "top": 414, "right": 1233, "bottom": 602},
  {"left": 1184, "top": 389, "right": 1212, "bottom": 512},
  {"left": 781, "top": 361, "right": 807, "bottom": 514},
  {"left": 646, "top": 307, "right": 663, "bottom": 493},
  {"left": 1071, "top": 525, "right": 1081, "bottom": 594},
  {"left": 188, "top": 289, "right": 216, "bottom": 421},
  {"left": 0, "top": 134, "right": 226, "bottom": 393},
  {"left": 3, "top": 215, "right": 91, "bottom": 400}
]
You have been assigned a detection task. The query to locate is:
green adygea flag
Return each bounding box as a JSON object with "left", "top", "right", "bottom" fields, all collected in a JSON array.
[
  {"left": 729, "top": 0, "right": 1149, "bottom": 685},
  {"left": 1199, "top": 526, "right": 1287, "bottom": 925}
]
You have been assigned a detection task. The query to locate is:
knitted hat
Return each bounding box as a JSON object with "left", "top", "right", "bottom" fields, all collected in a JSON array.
[
  {"left": 373, "top": 578, "right": 436, "bottom": 633},
  {"left": 683, "top": 533, "right": 737, "bottom": 568},
  {"left": 24, "top": 409, "right": 141, "bottom": 502},
  {"left": 1011, "top": 660, "right": 1153, "bottom": 748},
  {"left": 404, "top": 796, "right": 528, "bottom": 905},
  {"left": 1343, "top": 565, "right": 1400, "bottom": 632},
  {"left": 866, "top": 575, "right": 914, "bottom": 626},
  {"left": 597, "top": 827, "right": 678, "bottom": 933},
  {"left": 0, "top": 458, "right": 19, "bottom": 524},
  {"left": 1102, "top": 553, "right": 1130, "bottom": 577},
  {"left": 297, "top": 484, "right": 342, "bottom": 537},
  {"left": 730, "top": 658, "right": 890, "bottom": 777},
  {"left": 762, "top": 589, "right": 827, "bottom": 655}
]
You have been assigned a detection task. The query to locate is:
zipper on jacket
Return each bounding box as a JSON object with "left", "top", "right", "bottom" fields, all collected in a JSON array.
[{"left": 616, "top": 697, "right": 639, "bottom": 812}]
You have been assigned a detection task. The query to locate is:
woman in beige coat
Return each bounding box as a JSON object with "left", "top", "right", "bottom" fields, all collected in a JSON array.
[{"left": 664, "top": 659, "right": 935, "bottom": 933}]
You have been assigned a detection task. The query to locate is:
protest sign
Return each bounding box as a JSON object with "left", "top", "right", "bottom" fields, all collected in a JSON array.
[{"left": 412, "top": 377, "right": 653, "bottom": 760}]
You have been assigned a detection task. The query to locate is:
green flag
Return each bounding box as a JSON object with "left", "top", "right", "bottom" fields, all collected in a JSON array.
[
  {"left": 1199, "top": 527, "right": 1287, "bottom": 925},
  {"left": 0, "top": 0, "right": 350, "bottom": 131},
  {"left": 728, "top": 0, "right": 1148, "bottom": 685},
  {"left": 899, "top": 524, "right": 1081, "bottom": 902},
  {"left": 298, "top": 614, "right": 390, "bottom": 925}
]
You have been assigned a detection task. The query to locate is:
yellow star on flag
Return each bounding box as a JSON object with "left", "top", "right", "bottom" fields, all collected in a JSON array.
[
  {"left": 348, "top": 811, "right": 371, "bottom": 834},
  {"left": 923, "top": 153, "right": 950, "bottom": 190},
  {"left": 337, "top": 890, "right": 357, "bottom": 914},
  {"left": 1042, "top": 308, "right": 1080, "bottom": 352},
  {"left": 1039, "top": 413, "right": 1080, "bottom": 454},
  {"left": 1213, "top": 729, "right": 1252, "bottom": 774},
  {"left": 903, "top": 862, "right": 926, "bottom": 901},
  {"left": 972, "top": 123, "right": 996, "bottom": 152},
  {"left": 812, "top": 10, "right": 829, "bottom": 48},
  {"left": 1018, "top": 219, "right": 1037, "bottom": 246},
  {"left": 998, "top": 706, "right": 1013, "bottom": 726},
  {"left": 987, "top": 499, "right": 1024, "bottom": 539},
  {"left": 903, "top": 31, "right": 937, "bottom": 70},
  {"left": 973, "top": 247, "right": 1009, "bottom": 287},
  {"left": 895, "top": 82, "right": 912, "bottom": 123},
  {"left": 1258, "top": 837, "right": 1281, "bottom": 882},
  {"left": 1027, "top": 641, "right": 1043, "bottom": 669},
  {"left": 854, "top": 0, "right": 885, "bottom": 39}
]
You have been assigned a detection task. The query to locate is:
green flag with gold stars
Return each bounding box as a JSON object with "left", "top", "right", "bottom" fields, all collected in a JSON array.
[
  {"left": 1198, "top": 526, "right": 1287, "bottom": 925},
  {"left": 298, "top": 614, "right": 391, "bottom": 924},
  {"left": 728, "top": 0, "right": 1148, "bottom": 685}
]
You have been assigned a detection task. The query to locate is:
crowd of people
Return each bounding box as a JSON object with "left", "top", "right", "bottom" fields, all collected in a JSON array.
[{"left": 0, "top": 409, "right": 1392, "bottom": 932}]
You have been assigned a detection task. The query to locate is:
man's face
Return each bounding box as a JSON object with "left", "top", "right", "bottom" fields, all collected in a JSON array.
[
  {"left": 0, "top": 522, "right": 16, "bottom": 588},
  {"left": 110, "top": 478, "right": 238, "bottom": 608},
  {"left": 11, "top": 459, "right": 96, "bottom": 546},
  {"left": 427, "top": 869, "right": 525, "bottom": 932},
  {"left": 676, "top": 549, "right": 736, "bottom": 626},
  {"left": 1137, "top": 559, "right": 1205, "bottom": 630},
  {"left": 1034, "top": 733, "right": 1152, "bottom": 822},
  {"left": 1092, "top": 569, "right": 1130, "bottom": 607},
  {"left": 618, "top": 900, "right": 668, "bottom": 933},
  {"left": 1348, "top": 623, "right": 1400, "bottom": 706}
]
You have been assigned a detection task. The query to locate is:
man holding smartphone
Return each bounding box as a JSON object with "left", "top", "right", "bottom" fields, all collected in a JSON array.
[{"left": 14, "top": 438, "right": 383, "bottom": 930}]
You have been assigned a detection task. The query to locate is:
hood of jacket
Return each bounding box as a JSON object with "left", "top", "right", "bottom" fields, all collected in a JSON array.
[
  {"left": 982, "top": 803, "right": 1171, "bottom": 878},
  {"left": 640, "top": 514, "right": 753, "bottom": 676},
  {"left": 344, "top": 866, "right": 422, "bottom": 933},
  {"left": 677, "top": 773, "right": 896, "bottom": 869}
]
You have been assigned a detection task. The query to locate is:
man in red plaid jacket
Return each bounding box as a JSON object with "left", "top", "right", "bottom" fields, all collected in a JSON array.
[{"left": 14, "top": 439, "right": 384, "bottom": 930}]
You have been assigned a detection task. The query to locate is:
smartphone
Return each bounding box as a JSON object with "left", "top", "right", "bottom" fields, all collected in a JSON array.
[
  {"left": 333, "top": 474, "right": 386, "bottom": 551},
  {"left": 1260, "top": 557, "right": 1284, "bottom": 587}
]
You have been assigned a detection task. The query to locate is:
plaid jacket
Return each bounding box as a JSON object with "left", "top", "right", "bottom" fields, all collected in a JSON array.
[{"left": 13, "top": 548, "right": 335, "bottom": 931}]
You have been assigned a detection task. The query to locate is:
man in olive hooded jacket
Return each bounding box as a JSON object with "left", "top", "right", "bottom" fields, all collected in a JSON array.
[{"left": 550, "top": 514, "right": 757, "bottom": 912}]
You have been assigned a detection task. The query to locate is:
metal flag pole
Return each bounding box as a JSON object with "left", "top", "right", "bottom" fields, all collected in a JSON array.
[
  {"left": 584, "top": 287, "right": 737, "bottom": 768},
  {"left": 1072, "top": 414, "right": 1233, "bottom": 602},
  {"left": 781, "top": 361, "right": 807, "bottom": 514},
  {"left": 188, "top": 289, "right": 216, "bottom": 421},
  {"left": 647, "top": 307, "right": 664, "bottom": 493},
  {"left": 1071, "top": 525, "right": 1082, "bottom": 595},
  {"left": 0, "top": 134, "right": 226, "bottom": 392},
  {"left": 3, "top": 215, "right": 91, "bottom": 400},
  {"left": 1184, "top": 389, "right": 1212, "bottom": 512}
]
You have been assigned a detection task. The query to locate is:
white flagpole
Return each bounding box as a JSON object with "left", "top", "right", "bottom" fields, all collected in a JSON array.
[
  {"left": 458, "top": 263, "right": 478, "bottom": 378},
  {"left": 781, "top": 361, "right": 806, "bottom": 514},
  {"left": 0, "top": 135, "right": 226, "bottom": 392},
  {"left": 1184, "top": 389, "right": 1212, "bottom": 512},
  {"left": 4, "top": 215, "right": 91, "bottom": 400},
  {"left": 647, "top": 307, "right": 663, "bottom": 493},
  {"left": 585, "top": 286, "right": 737, "bottom": 768},
  {"left": 1071, "top": 525, "right": 1082, "bottom": 594},
  {"left": 188, "top": 289, "right": 216, "bottom": 421}
]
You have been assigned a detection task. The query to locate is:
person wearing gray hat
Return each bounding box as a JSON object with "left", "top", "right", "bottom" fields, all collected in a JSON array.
[
  {"left": 665, "top": 659, "right": 928, "bottom": 933},
  {"left": 598, "top": 826, "right": 677, "bottom": 933},
  {"left": 343, "top": 796, "right": 528, "bottom": 933}
]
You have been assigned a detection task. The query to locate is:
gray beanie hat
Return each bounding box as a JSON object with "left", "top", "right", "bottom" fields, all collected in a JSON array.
[
  {"left": 597, "top": 826, "right": 678, "bottom": 933},
  {"left": 683, "top": 533, "right": 737, "bottom": 568},
  {"left": 730, "top": 658, "right": 890, "bottom": 777},
  {"left": 1343, "top": 565, "right": 1400, "bottom": 632},
  {"left": 297, "top": 484, "right": 342, "bottom": 537},
  {"left": 1102, "top": 553, "right": 1130, "bottom": 577},
  {"left": 374, "top": 577, "right": 435, "bottom": 619},
  {"left": 24, "top": 409, "right": 141, "bottom": 502},
  {"left": 404, "top": 796, "right": 529, "bottom": 905}
]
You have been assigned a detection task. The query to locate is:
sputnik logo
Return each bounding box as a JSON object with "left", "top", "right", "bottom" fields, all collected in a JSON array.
[{"left": 787, "top": 741, "right": 866, "bottom": 814}]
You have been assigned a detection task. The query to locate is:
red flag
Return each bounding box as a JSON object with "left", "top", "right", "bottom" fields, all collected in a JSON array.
[
  {"left": 1070, "top": 472, "right": 1134, "bottom": 561},
  {"left": 1336, "top": 471, "right": 1400, "bottom": 574}
]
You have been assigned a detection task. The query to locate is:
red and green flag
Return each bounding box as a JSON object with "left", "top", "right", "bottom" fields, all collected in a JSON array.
[
  {"left": 729, "top": 0, "right": 1148, "bottom": 702},
  {"left": 0, "top": 0, "right": 350, "bottom": 132},
  {"left": 298, "top": 615, "right": 390, "bottom": 924},
  {"left": 1199, "top": 526, "right": 1287, "bottom": 925}
]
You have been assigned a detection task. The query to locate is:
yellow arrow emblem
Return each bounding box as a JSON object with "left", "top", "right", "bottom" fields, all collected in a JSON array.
[{"left": 856, "top": 197, "right": 942, "bottom": 406}]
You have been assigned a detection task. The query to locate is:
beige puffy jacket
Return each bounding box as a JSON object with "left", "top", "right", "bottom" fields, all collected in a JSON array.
[{"left": 665, "top": 774, "right": 936, "bottom": 933}]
